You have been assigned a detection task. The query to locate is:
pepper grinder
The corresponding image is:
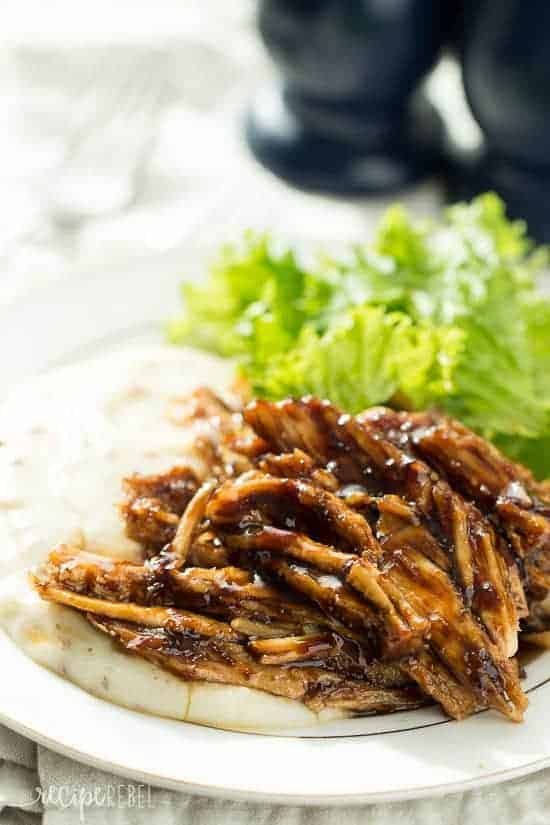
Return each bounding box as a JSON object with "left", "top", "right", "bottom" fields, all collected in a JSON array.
[
  {"left": 246, "top": 0, "right": 447, "bottom": 195},
  {"left": 460, "top": 0, "right": 550, "bottom": 240}
]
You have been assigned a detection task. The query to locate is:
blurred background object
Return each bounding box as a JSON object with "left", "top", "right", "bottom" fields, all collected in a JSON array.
[
  {"left": 457, "top": 0, "right": 550, "bottom": 242},
  {"left": 247, "top": 0, "right": 550, "bottom": 242},
  {"left": 0, "top": 0, "right": 258, "bottom": 303},
  {"left": 6, "top": 0, "right": 550, "bottom": 315},
  {"left": 246, "top": 0, "right": 447, "bottom": 194},
  {"left": 0, "top": 0, "right": 484, "bottom": 309}
]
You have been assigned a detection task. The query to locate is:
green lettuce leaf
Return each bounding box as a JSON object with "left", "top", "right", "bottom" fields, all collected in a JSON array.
[
  {"left": 248, "top": 306, "right": 463, "bottom": 413},
  {"left": 169, "top": 194, "right": 550, "bottom": 478},
  {"left": 167, "top": 233, "right": 325, "bottom": 357}
]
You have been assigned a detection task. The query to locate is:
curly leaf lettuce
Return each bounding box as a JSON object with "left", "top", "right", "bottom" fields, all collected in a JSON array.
[
  {"left": 168, "top": 194, "right": 550, "bottom": 479},
  {"left": 248, "top": 307, "right": 463, "bottom": 413}
]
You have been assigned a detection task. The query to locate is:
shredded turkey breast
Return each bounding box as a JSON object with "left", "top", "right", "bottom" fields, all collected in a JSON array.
[{"left": 31, "top": 388, "right": 550, "bottom": 722}]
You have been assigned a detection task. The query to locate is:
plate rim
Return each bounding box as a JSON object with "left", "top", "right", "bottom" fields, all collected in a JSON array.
[{"left": 1, "top": 682, "right": 549, "bottom": 807}]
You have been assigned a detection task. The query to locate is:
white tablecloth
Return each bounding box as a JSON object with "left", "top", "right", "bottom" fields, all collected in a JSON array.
[{"left": 0, "top": 3, "right": 548, "bottom": 822}]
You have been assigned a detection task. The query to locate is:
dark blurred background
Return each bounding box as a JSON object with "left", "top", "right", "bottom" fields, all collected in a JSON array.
[{"left": 3, "top": 0, "right": 548, "bottom": 306}]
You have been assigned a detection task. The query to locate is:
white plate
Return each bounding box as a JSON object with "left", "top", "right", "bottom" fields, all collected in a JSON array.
[{"left": 1, "top": 263, "right": 550, "bottom": 805}]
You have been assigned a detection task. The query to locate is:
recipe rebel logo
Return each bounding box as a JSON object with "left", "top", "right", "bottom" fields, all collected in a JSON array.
[{"left": 23, "top": 782, "right": 154, "bottom": 822}]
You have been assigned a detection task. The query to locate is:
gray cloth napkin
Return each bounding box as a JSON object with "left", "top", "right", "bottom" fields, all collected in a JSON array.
[{"left": 2, "top": 723, "right": 550, "bottom": 824}]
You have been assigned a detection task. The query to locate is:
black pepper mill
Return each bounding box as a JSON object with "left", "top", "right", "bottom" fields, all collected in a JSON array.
[
  {"left": 246, "top": 0, "right": 447, "bottom": 195},
  {"left": 460, "top": 0, "right": 550, "bottom": 241}
]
